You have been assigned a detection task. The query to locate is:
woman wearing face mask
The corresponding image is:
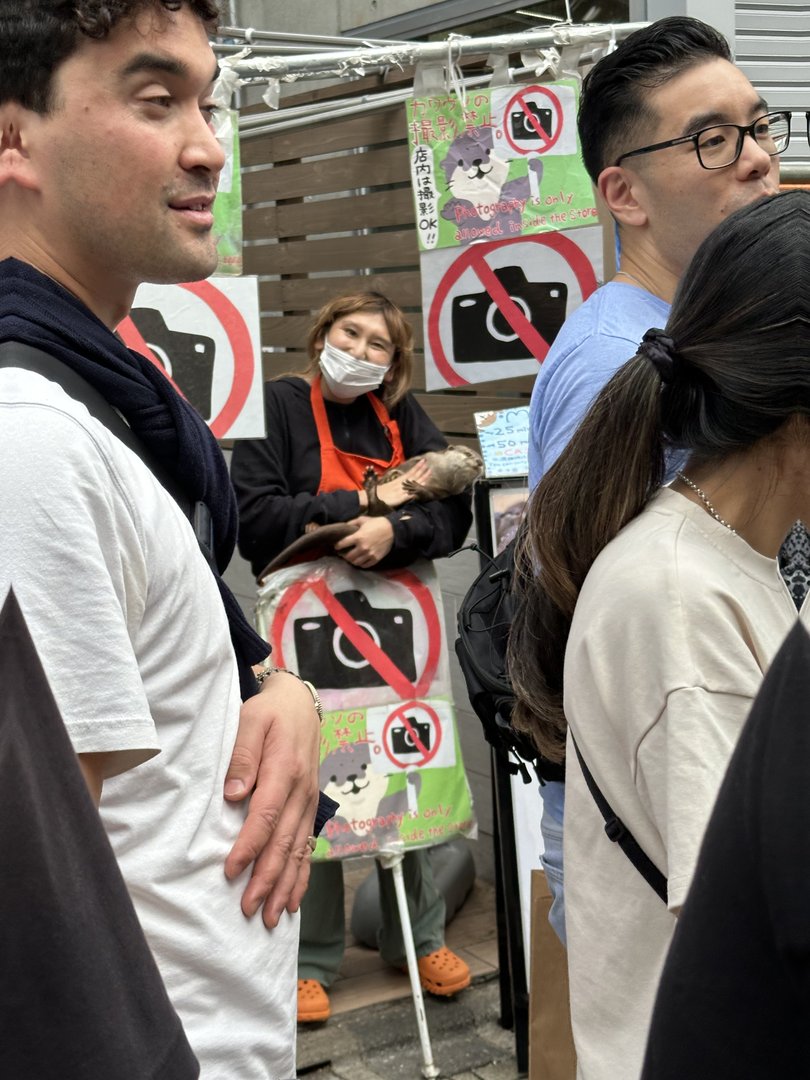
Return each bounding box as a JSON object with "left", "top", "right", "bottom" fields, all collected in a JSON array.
[{"left": 230, "top": 291, "right": 473, "bottom": 1023}]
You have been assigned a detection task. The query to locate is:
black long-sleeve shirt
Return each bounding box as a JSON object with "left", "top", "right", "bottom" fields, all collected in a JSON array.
[{"left": 231, "top": 377, "right": 472, "bottom": 579}]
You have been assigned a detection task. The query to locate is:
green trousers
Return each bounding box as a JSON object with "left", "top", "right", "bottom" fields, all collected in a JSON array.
[{"left": 298, "top": 849, "right": 446, "bottom": 988}]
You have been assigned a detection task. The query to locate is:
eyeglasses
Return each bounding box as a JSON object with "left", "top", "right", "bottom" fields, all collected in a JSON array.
[{"left": 615, "top": 111, "right": 792, "bottom": 170}]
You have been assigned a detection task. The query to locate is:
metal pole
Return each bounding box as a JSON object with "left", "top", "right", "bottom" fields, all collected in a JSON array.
[
  {"left": 224, "top": 22, "right": 648, "bottom": 81},
  {"left": 217, "top": 26, "right": 409, "bottom": 48},
  {"left": 377, "top": 849, "right": 440, "bottom": 1080}
]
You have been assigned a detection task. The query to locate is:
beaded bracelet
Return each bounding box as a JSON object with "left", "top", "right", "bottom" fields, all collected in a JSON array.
[{"left": 255, "top": 663, "right": 323, "bottom": 722}]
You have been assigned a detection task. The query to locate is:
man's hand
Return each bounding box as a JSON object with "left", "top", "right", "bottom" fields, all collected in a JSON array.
[
  {"left": 334, "top": 515, "right": 395, "bottom": 567},
  {"left": 223, "top": 671, "right": 320, "bottom": 928}
]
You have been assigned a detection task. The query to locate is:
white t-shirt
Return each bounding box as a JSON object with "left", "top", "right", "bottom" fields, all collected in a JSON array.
[
  {"left": 563, "top": 486, "right": 804, "bottom": 1080},
  {"left": 0, "top": 367, "right": 297, "bottom": 1080}
]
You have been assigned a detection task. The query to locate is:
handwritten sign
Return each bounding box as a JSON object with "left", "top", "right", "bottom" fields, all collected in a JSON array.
[{"left": 475, "top": 406, "right": 530, "bottom": 478}]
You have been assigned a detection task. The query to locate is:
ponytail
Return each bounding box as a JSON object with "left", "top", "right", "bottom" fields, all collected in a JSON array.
[
  {"left": 509, "top": 352, "right": 667, "bottom": 761},
  {"left": 508, "top": 190, "right": 810, "bottom": 761}
]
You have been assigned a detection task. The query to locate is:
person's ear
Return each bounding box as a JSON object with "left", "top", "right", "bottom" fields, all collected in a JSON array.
[
  {"left": 598, "top": 165, "right": 649, "bottom": 229},
  {"left": 0, "top": 106, "right": 42, "bottom": 192}
]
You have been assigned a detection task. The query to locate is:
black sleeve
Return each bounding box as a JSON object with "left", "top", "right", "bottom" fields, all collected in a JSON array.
[
  {"left": 378, "top": 393, "right": 473, "bottom": 568},
  {"left": 231, "top": 379, "right": 362, "bottom": 578}
]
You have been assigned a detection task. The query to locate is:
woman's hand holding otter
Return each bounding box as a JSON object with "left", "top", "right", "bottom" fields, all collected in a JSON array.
[
  {"left": 335, "top": 516, "right": 396, "bottom": 567},
  {"left": 358, "top": 458, "right": 432, "bottom": 510}
]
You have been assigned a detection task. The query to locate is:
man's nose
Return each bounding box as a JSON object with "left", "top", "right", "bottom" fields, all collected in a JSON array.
[
  {"left": 180, "top": 112, "right": 227, "bottom": 176},
  {"left": 737, "top": 130, "right": 776, "bottom": 175}
]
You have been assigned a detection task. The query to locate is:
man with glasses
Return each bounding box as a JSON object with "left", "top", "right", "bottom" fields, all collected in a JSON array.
[{"left": 522, "top": 16, "right": 786, "bottom": 1077}]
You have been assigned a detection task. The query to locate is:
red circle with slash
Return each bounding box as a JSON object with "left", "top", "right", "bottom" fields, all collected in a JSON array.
[
  {"left": 428, "top": 232, "right": 598, "bottom": 387},
  {"left": 117, "top": 279, "right": 254, "bottom": 438},
  {"left": 382, "top": 700, "right": 442, "bottom": 769},
  {"left": 503, "top": 84, "right": 563, "bottom": 155},
  {"left": 270, "top": 569, "right": 441, "bottom": 698}
]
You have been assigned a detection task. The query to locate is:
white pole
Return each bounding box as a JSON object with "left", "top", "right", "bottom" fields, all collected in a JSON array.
[
  {"left": 377, "top": 850, "right": 440, "bottom": 1080},
  {"left": 222, "top": 21, "right": 649, "bottom": 81}
]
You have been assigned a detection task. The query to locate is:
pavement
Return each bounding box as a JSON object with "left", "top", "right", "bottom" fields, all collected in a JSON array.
[{"left": 296, "top": 972, "right": 523, "bottom": 1080}]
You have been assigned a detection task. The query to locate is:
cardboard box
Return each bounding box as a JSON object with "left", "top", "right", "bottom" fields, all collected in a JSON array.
[{"left": 529, "top": 869, "right": 576, "bottom": 1080}]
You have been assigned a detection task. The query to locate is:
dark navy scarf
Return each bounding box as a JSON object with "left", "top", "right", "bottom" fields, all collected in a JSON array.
[
  {"left": 1, "top": 259, "right": 337, "bottom": 831},
  {"left": 0, "top": 257, "right": 267, "bottom": 696}
]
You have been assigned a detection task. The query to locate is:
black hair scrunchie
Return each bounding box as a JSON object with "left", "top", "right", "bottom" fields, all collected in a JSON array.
[{"left": 638, "top": 327, "right": 678, "bottom": 384}]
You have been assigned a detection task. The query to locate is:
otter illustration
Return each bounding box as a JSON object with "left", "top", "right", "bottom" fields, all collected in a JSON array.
[
  {"left": 439, "top": 127, "right": 543, "bottom": 243},
  {"left": 321, "top": 741, "right": 419, "bottom": 845}
]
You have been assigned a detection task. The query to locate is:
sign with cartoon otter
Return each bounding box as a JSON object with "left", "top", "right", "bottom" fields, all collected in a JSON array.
[
  {"left": 406, "top": 80, "right": 596, "bottom": 252},
  {"left": 255, "top": 558, "right": 477, "bottom": 860}
]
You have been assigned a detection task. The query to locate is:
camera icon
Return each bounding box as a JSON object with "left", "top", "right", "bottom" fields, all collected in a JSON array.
[
  {"left": 510, "top": 101, "right": 553, "bottom": 141},
  {"left": 391, "top": 719, "right": 432, "bottom": 755},
  {"left": 293, "top": 590, "right": 416, "bottom": 690},
  {"left": 130, "top": 307, "right": 216, "bottom": 420},
  {"left": 451, "top": 266, "right": 567, "bottom": 363}
]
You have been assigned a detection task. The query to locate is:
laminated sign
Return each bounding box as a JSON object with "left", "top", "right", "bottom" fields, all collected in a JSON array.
[
  {"left": 256, "top": 558, "right": 477, "bottom": 861},
  {"left": 421, "top": 227, "right": 603, "bottom": 389},
  {"left": 212, "top": 108, "right": 243, "bottom": 276},
  {"left": 407, "top": 80, "right": 604, "bottom": 389},
  {"left": 117, "top": 276, "right": 265, "bottom": 439},
  {"left": 405, "top": 80, "right": 597, "bottom": 252}
]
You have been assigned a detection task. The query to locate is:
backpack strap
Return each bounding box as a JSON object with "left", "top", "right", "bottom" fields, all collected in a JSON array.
[
  {"left": 570, "top": 732, "right": 668, "bottom": 904},
  {"left": 0, "top": 340, "right": 216, "bottom": 570}
]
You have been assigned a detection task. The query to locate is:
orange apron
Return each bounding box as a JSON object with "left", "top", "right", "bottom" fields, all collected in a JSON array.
[{"left": 311, "top": 375, "right": 405, "bottom": 494}]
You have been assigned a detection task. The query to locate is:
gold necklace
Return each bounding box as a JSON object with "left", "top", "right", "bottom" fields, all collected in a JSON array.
[{"left": 677, "top": 472, "right": 737, "bottom": 535}]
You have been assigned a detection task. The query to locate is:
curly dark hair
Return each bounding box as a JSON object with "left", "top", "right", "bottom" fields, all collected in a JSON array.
[{"left": 0, "top": 0, "right": 221, "bottom": 113}]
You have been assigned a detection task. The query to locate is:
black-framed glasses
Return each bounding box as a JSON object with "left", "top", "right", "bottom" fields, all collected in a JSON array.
[{"left": 615, "top": 111, "right": 792, "bottom": 170}]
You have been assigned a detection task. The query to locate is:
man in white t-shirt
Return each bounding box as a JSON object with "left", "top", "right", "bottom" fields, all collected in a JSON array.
[{"left": 0, "top": 3, "right": 325, "bottom": 1076}]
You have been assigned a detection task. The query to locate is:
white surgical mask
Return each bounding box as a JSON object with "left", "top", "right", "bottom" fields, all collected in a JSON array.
[{"left": 318, "top": 339, "right": 390, "bottom": 400}]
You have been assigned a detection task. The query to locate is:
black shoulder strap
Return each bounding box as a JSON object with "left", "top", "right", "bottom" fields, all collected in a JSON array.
[
  {"left": 571, "top": 732, "right": 668, "bottom": 904},
  {"left": 0, "top": 340, "right": 216, "bottom": 569}
]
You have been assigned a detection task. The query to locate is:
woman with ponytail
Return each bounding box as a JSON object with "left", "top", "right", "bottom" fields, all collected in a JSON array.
[{"left": 510, "top": 189, "right": 810, "bottom": 1079}]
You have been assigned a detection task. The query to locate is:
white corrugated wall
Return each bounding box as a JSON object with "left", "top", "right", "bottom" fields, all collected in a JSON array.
[{"left": 734, "top": 0, "right": 809, "bottom": 176}]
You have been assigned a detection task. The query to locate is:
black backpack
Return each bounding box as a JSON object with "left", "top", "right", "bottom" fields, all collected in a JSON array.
[
  {"left": 454, "top": 536, "right": 667, "bottom": 904},
  {"left": 454, "top": 538, "right": 565, "bottom": 786}
]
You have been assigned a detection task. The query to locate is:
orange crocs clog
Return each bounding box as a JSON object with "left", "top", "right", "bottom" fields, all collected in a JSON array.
[
  {"left": 414, "top": 947, "right": 471, "bottom": 997},
  {"left": 297, "top": 978, "right": 331, "bottom": 1023}
]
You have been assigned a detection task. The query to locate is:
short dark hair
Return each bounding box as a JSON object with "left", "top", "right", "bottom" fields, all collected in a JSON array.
[
  {"left": 578, "top": 16, "right": 732, "bottom": 183},
  {"left": 0, "top": 0, "right": 221, "bottom": 113}
]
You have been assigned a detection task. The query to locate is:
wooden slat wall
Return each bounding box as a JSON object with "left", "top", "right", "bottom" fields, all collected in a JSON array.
[{"left": 240, "top": 74, "right": 558, "bottom": 448}]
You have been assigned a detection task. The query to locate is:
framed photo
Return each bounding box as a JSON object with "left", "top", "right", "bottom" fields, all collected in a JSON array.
[{"left": 489, "top": 484, "right": 529, "bottom": 554}]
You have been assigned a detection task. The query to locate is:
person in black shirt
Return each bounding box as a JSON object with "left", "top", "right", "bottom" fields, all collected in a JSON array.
[{"left": 231, "top": 291, "right": 473, "bottom": 1023}]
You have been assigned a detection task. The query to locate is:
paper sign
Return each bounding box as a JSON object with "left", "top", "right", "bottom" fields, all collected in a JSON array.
[
  {"left": 212, "top": 108, "right": 243, "bottom": 275},
  {"left": 118, "top": 276, "right": 265, "bottom": 439},
  {"left": 405, "top": 80, "right": 597, "bottom": 252},
  {"left": 475, "top": 406, "right": 530, "bottom": 478},
  {"left": 421, "top": 225, "right": 603, "bottom": 389},
  {"left": 255, "top": 558, "right": 477, "bottom": 861}
]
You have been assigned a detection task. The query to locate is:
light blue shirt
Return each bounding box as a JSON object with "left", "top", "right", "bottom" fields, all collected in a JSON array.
[{"left": 529, "top": 282, "right": 671, "bottom": 487}]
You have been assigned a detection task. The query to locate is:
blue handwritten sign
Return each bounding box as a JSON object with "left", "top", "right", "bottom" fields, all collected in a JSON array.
[{"left": 474, "top": 406, "right": 530, "bottom": 478}]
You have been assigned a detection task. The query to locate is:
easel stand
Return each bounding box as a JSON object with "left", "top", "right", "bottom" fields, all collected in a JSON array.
[
  {"left": 473, "top": 477, "right": 531, "bottom": 1074},
  {"left": 377, "top": 850, "right": 440, "bottom": 1079}
]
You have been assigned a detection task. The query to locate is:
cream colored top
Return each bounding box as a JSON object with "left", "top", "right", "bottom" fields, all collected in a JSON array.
[{"left": 563, "top": 486, "right": 805, "bottom": 1080}]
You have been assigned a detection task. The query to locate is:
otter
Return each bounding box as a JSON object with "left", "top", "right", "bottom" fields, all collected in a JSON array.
[
  {"left": 363, "top": 444, "right": 484, "bottom": 516},
  {"left": 256, "top": 445, "right": 483, "bottom": 581}
]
